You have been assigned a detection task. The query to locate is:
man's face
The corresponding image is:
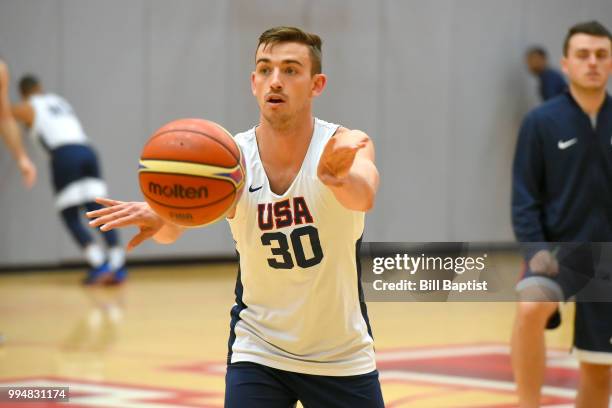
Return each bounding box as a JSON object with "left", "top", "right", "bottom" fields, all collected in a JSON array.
[
  {"left": 251, "top": 42, "right": 325, "bottom": 127},
  {"left": 526, "top": 53, "right": 546, "bottom": 75},
  {"left": 562, "top": 33, "right": 612, "bottom": 91}
]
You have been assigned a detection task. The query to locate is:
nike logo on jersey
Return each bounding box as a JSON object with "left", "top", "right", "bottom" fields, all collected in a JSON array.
[
  {"left": 249, "top": 185, "right": 263, "bottom": 193},
  {"left": 558, "top": 138, "right": 578, "bottom": 150}
]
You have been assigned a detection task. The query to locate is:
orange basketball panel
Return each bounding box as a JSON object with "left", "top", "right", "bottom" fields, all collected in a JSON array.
[
  {"left": 142, "top": 131, "right": 237, "bottom": 168},
  {"left": 148, "top": 118, "right": 240, "bottom": 164}
]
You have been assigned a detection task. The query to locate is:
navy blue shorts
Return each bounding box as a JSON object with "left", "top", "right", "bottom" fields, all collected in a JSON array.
[
  {"left": 225, "top": 362, "right": 385, "bottom": 408},
  {"left": 50, "top": 144, "right": 102, "bottom": 192},
  {"left": 573, "top": 302, "right": 612, "bottom": 362},
  {"left": 517, "top": 243, "right": 612, "bottom": 362}
]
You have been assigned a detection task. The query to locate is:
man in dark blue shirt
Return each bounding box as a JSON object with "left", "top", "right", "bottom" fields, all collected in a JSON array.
[
  {"left": 512, "top": 21, "right": 612, "bottom": 408},
  {"left": 526, "top": 46, "right": 567, "bottom": 101}
]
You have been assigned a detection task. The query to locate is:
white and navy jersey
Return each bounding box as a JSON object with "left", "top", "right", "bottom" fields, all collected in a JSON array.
[
  {"left": 226, "top": 118, "right": 375, "bottom": 376},
  {"left": 29, "top": 93, "right": 89, "bottom": 151},
  {"left": 29, "top": 93, "right": 106, "bottom": 210}
]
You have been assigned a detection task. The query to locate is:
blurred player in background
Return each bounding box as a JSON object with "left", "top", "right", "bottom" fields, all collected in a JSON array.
[
  {"left": 512, "top": 21, "right": 612, "bottom": 408},
  {"left": 525, "top": 46, "right": 567, "bottom": 101},
  {"left": 11, "top": 75, "right": 127, "bottom": 285},
  {"left": 88, "top": 26, "right": 384, "bottom": 407},
  {"left": 0, "top": 59, "right": 36, "bottom": 187}
]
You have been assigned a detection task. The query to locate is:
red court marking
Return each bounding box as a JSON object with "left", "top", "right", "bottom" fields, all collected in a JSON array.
[
  {"left": 165, "top": 344, "right": 577, "bottom": 388},
  {"left": 163, "top": 343, "right": 578, "bottom": 406},
  {"left": 0, "top": 376, "right": 223, "bottom": 408},
  {"left": 377, "top": 353, "right": 579, "bottom": 389},
  {"left": 2, "top": 343, "right": 579, "bottom": 407}
]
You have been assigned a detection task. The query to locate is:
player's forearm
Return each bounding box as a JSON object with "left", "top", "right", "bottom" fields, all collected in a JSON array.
[
  {"left": 153, "top": 221, "right": 186, "bottom": 244},
  {"left": 0, "top": 117, "right": 29, "bottom": 162},
  {"left": 327, "top": 159, "right": 379, "bottom": 211}
]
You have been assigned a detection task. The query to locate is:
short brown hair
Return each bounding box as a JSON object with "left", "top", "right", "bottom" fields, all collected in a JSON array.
[
  {"left": 19, "top": 74, "right": 40, "bottom": 96},
  {"left": 257, "top": 26, "right": 323, "bottom": 75},
  {"left": 563, "top": 20, "right": 612, "bottom": 56}
]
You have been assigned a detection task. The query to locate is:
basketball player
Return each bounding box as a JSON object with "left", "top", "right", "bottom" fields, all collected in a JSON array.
[
  {"left": 0, "top": 59, "right": 36, "bottom": 188},
  {"left": 87, "top": 27, "right": 383, "bottom": 407},
  {"left": 11, "top": 75, "right": 127, "bottom": 285},
  {"left": 511, "top": 21, "right": 612, "bottom": 408}
]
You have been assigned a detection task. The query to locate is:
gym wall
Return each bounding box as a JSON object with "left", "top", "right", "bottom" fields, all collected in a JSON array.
[{"left": 1, "top": 0, "right": 610, "bottom": 266}]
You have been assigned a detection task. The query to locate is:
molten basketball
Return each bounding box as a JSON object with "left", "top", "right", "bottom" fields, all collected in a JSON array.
[{"left": 138, "top": 118, "right": 245, "bottom": 227}]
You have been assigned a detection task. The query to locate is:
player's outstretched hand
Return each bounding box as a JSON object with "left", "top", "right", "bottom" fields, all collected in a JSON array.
[
  {"left": 87, "top": 197, "right": 165, "bottom": 251},
  {"left": 317, "top": 131, "right": 367, "bottom": 186},
  {"left": 18, "top": 156, "right": 37, "bottom": 189}
]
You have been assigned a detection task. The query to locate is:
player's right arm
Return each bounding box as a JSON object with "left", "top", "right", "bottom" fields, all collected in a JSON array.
[
  {"left": 87, "top": 197, "right": 185, "bottom": 251},
  {"left": 0, "top": 61, "right": 37, "bottom": 188},
  {"left": 511, "top": 112, "right": 557, "bottom": 275}
]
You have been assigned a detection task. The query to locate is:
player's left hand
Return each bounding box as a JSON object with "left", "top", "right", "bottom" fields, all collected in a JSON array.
[
  {"left": 87, "top": 197, "right": 165, "bottom": 251},
  {"left": 317, "top": 131, "right": 367, "bottom": 187}
]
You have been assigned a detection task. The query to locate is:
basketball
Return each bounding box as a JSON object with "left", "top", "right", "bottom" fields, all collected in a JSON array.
[{"left": 138, "top": 118, "right": 245, "bottom": 227}]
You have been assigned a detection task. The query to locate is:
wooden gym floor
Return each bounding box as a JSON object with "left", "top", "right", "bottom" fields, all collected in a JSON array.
[{"left": 0, "top": 253, "right": 579, "bottom": 407}]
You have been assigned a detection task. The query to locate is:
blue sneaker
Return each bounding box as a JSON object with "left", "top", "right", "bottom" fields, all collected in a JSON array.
[
  {"left": 83, "top": 262, "right": 112, "bottom": 285},
  {"left": 107, "top": 266, "right": 128, "bottom": 285}
]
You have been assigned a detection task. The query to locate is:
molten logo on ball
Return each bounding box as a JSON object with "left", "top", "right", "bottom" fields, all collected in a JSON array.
[{"left": 148, "top": 182, "right": 209, "bottom": 199}]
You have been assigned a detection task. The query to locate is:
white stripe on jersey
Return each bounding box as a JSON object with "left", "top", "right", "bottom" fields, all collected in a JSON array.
[
  {"left": 55, "top": 177, "right": 108, "bottom": 210},
  {"left": 29, "top": 93, "right": 88, "bottom": 150},
  {"left": 227, "top": 118, "right": 375, "bottom": 376}
]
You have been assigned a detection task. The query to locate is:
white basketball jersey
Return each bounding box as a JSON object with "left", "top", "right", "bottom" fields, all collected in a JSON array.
[
  {"left": 227, "top": 118, "right": 376, "bottom": 376},
  {"left": 29, "top": 93, "right": 88, "bottom": 150}
]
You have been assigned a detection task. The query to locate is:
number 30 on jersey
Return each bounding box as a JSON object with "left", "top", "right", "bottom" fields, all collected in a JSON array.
[{"left": 258, "top": 198, "right": 323, "bottom": 269}]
